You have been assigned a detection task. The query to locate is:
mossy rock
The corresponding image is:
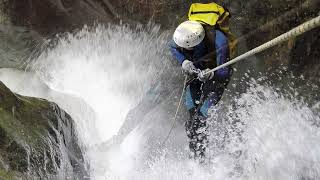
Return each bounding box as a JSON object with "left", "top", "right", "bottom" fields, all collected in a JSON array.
[{"left": 0, "top": 81, "right": 87, "bottom": 179}]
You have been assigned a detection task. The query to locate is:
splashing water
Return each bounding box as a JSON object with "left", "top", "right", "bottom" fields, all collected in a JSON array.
[
  {"left": 207, "top": 82, "right": 320, "bottom": 180},
  {"left": 30, "top": 24, "right": 170, "bottom": 143},
  {"left": 0, "top": 24, "right": 319, "bottom": 179}
]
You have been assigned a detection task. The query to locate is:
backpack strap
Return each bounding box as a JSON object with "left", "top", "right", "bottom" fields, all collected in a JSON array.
[
  {"left": 190, "top": 11, "right": 219, "bottom": 15},
  {"left": 193, "top": 25, "right": 217, "bottom": 69}
]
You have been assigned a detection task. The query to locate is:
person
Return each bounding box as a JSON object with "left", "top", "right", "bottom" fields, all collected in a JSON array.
[{"left": 169, "top": 19, "right": 233, "bottom": 160}]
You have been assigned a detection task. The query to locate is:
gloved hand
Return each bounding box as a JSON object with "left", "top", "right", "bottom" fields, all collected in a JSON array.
[
  {"left": 181, "top": 60, "right": 196, "bottom": 75},
  {"left": 198, "top": 68, "right": 214, "bottom": 82}
]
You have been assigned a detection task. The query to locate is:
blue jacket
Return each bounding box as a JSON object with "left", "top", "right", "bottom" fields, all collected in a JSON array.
[{"left": 169, "top": 30, "right": 231, "bottom": 79}]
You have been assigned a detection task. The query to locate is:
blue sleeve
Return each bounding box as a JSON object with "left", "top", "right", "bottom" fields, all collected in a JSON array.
[
  {"left": 169, "top": 40, "right": 186, "bottom": 65},
  {"left": 215, "top": 30, "right": 230, "bottom": 79}
]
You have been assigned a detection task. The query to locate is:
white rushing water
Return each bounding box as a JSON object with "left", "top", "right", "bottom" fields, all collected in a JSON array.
[{"left": 0, "top": 24, "right": 319, "bottom": 180}]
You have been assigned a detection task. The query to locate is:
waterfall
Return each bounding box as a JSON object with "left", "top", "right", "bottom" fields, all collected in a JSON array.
[{"left": 0, "top": 23, "right": 319, "bottom": 180}]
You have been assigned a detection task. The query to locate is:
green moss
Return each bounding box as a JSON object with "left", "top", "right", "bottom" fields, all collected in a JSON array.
[
  {"left": 0, "top": 1, "right": 10, "bottom": 24},
  {"left": 0, "top": 108, "right": 45, "bottom": 147},
  {"left": 0, "top": 86, "right": 56, "bottom": 148},
  {"left": 0, "top": 81, "right": 86, "bottom": 178},
  {"left": 0, "top": 168, "right": 21, "bottom": 180},
  {"left": 7, "top": 141, "right": 28, "bottom": 172},
  {"left": 0, "top": 126, "right": 9, "bottom": 147},
  {"left": 0, "top": 82, "right": 55, "bottom": 175}
]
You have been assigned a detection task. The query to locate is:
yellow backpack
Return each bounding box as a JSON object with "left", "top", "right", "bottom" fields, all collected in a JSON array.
[{"left": 188, "top": 2, "right": 237, "bottom": 58}]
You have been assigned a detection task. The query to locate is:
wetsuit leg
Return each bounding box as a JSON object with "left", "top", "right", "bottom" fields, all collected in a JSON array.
[
  {"left": 184, "top": 80, "right": 208, "bottom": 160},
  {"left": 185, "top": 110, "right": 208, "bottom": 160},
  {"left": 185, "top": 79, "right": 230, "bottom": 160},
  {"left": 199, "top": 85, "right": 226, "bottom": 117},
  {"left": 200, "top": 77, "right": 230, "bottom": 116}
]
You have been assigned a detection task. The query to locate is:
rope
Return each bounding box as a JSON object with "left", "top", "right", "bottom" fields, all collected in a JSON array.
[
  {"left": 161, "top": 75, "right": 188, "bottom": 146},
  {"left": 204, "top": 15, "right": 320, "bottom": 75}
]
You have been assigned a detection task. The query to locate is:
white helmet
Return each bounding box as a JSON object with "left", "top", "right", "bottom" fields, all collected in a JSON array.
[{"left": 173, "top": 21, "right": 205, "bottom": 49}]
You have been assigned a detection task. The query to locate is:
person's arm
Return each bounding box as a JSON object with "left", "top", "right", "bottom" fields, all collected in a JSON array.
[
  {"left": 168, "top": 40, "right": 186, "bottom": 65},
  {"left": 214, "top": 30, "right": 231, "bottom": 79}
]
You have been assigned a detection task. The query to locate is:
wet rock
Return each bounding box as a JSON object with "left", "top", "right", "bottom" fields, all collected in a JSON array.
[
  {"left": 0, "top": 81, "right": 87, "bottom": 179},
  {"left": 1, "top": 0, "right": 114, "bottom": 35},
  {"left": 290, "top": 28, "right": 320, "bottom": 80},
  {"left": 110, "top": 0, "right": 190, "bottom": 28},
  {"left": 0, "top": 24, "right": 42, "bottom": 69},
  {"left": 227, "top": 0, "right": 319, "bottom": 64}
]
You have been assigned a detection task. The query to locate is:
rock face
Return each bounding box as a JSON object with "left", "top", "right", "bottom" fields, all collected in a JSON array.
[
  {"left": 0, "top": 24, "right": 43, "bottom": 69},
  {"left": 226, "top": 0, "right": 319, "bottom": 64},
  {"left": 1, "top": 0, "right": 115, "bottom": 35},
  {"left": 0, "top": 81, "right": 86, "bottom": 179},
  {"left": 289, "top": 27, "right": 320, "bottom": 80},
  {"left": 110, "top": 0, "right": 190, "bottom": 28}
]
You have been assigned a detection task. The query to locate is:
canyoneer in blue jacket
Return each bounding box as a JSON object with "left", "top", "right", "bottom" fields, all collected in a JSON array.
[{"left": 169, "top": 20, "right": 232, "bottom": 160}]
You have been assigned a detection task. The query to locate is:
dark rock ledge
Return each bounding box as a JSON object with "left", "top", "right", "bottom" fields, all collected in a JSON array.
[{"left": 0, "top": 81, "right": 87, "bottom": 179}]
